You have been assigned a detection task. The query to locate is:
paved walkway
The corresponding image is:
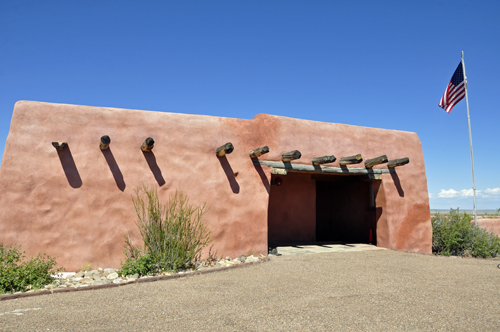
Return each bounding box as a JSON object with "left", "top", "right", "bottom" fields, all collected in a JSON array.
[
  {"left": 1, "top": 249, "right": 500, "bottom": 331},
  {"left": 275, "top": 243, "right": 386, "bottom": 255}
]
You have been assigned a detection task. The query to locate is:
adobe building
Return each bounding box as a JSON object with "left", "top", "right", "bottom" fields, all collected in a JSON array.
[{"left": 0, "top": 101, "right": 432, "bottom": 271}]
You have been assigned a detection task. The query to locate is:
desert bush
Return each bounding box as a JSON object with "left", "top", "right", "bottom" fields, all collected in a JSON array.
[
  {"left": 432, "top": 208, "right": 500, "bottom": 258},
  {"left": 0, "top": 243, "right": 62, "bottom": 294},
  {"left": 119, "top": 186, "right": 211, "bottom": 276},
  {"left": 81, "top": 262, "right": 92, "bottom": 272}
]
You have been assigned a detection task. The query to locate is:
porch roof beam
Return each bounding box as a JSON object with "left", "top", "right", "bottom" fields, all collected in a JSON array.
[{"left": 253, "top": 160, "right": 394, "bottom": 175}]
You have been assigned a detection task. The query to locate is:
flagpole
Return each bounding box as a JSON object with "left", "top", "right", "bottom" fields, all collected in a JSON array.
[{"left": 461, "top": 51, "right": 478, "bottom": 227}]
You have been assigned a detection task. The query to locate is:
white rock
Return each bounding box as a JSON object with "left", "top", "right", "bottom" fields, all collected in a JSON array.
[
  {"left": 52, "top": 272, "right": 75, "bottom": 279},
  {"left": 106, "top": 272, "right": 119, "bottom": 280},
  {"left": 112, "top": 279, "right": 123, "bottom": 284},
  {"left": 75, "top": 284, "right": 89, "bottom": 288}
]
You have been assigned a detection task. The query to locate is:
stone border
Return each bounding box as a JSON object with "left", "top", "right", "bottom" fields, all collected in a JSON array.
[{"left": 0, "top": 257, "right": 270, "bottom": 302}]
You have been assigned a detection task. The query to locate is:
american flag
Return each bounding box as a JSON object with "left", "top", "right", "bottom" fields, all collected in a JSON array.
[{"left": 438, "top": 62, "right": 466, "bottom": 113}]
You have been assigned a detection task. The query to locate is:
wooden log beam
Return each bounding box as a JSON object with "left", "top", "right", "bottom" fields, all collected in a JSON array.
[
  {"left": 99, "top": 135, "right": 111, "bottom": 150},
  {"left": 387, "top": 157, "right": 409, "bottom": 168},
  {"left": 141, "top": 137, "right": 155, "bottom": 152},
  {"left": 339, "top": 154, "right": 363, "bottom": 166},
  {"left": 249, "top": 146, "right": 269, "bottom": 158},
  {"left": 52, "top": 142, "right": 67, "bottom": 151},
  {"left": 253, "top": 160, "right": 392, "bottom": 175},
  {"left": 271, "top": 168, "right": 288, "bottom": 175},
  {"left": 281, "top": 150, "right": 301, "bottom": 162},
  {"left": 364, "top": 155, "right": 388, "bottom": 168},
  {"left": 312, "top": 155, "right": 336, "bottom": 166},
  {"left": 215, "top": 142, "right": 234, "bottom": 157}
]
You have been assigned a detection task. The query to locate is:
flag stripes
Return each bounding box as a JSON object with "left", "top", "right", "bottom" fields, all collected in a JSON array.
[{"left": 438, "top": 62, "right": 466, "bottom": 113}]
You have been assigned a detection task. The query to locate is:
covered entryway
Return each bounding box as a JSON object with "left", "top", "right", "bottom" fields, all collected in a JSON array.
[{"left": 267, "top": 171, "right": 380, "bottom": 248}]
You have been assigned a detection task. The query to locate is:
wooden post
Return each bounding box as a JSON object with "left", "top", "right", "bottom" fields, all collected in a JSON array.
[
  {"left": 364, "top": 155, "right": 388, "bottom": 168},
  {"left": 249, "top": 146, "right": 269, "bottom": 158},
  {"left": 387, "top": 157, "right": 409, "bottom": 168},
  {"left": 339, "top": 154, "right": 363, "bottom": 166},
  {"left": 282, "top": 150, "right": 301, "bottom": 162},
  {"left": 52, "top": 142, "right": 67, "bottom": 151},
  {"left": 99, "top": 135, "right": 111, "bottom": 150},
  {"left": 312, "top": 155, "right": 336, "bottom": 166},
  {"left": 215, "top": 142, "right": 234, "bottom": 157},
  {"left": 141, "top": 137, "right": 155, "bottom": 152}
]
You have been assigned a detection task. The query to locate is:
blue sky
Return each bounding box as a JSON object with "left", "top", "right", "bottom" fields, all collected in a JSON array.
[{"left": 1, "top": 1, "right": 499, "bottom": 210}]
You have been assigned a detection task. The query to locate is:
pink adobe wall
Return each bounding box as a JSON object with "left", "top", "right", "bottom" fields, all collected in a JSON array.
[
  {"left": 267, "top": 172, "right": 316, "bottom": 244},
  {"left": 258, "top": 114, "right": 432, "bottom": 254},
  {"left": 475, "top": 218, "right": 500, "bottom": 238},
  {"left": 0, "top": 101, "right": 432, "bottom": 271}
]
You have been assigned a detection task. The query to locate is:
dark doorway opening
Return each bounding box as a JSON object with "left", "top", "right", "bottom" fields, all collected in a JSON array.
[
  {"left": 316, "top": 176, "right": 377, "bottom": 245},
  {"left": 267, "top": 172, "right": 379, "bottom": 251}
]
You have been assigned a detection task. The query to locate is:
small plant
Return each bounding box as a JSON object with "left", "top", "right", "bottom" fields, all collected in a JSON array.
[
  {"left": 118, "top": 186, "right": 212, "bottom": 276},
  {"left": 81, "top": 262, "right": 92, "bottom": 272},
  {"left": 432, "top": 208, "right": 500, "bottom": 258},
  {"left": 0, "top": 243, "right": 62, "bottom": 294}
]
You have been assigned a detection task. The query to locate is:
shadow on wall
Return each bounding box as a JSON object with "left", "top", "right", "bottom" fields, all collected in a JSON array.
[
  {"left": 252, "top": 162, "right": 270, "bottom": 194},
  {"left": 217, "top": 156, "right": 239, "bottom": 194},
  {"left": 142, "top": 151, "right": 166, "bottom": 186},
  {"left": 101, "top": 148, "right": 126, "bottom": 191},
  {"left": 390, "top": 170, "right": 404, "bottom": 197},
  {"left": 56, "top": 145, "right": 82, "bottom": 188}
]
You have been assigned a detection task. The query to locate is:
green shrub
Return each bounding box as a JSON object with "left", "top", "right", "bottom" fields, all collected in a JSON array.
[
  {"left": 0, "top": 243, "right": 62, "bottom": 294},
  {"left": 118, "top": 186, "right": 212, "bottom": 276},
  {"left": 119, "top": 251, "right": 155, "bottom": 277},
  {"left": 432, "top": 208, "right": 500, "bottom": 258}
]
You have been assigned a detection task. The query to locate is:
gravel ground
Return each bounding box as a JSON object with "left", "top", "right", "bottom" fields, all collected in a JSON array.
[{"left": 1, "top": 250, "right": 500, "bottom": 331}]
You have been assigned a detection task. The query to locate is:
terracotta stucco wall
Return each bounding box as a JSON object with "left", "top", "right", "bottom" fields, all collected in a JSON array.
[
  {"left": 268, "top": 172, "right": 316, "bottom": 244},
  {"left": 256, "top": 114, "right": 432, "bottom": 253},
  {"left": 0, "top": 101, "right": 432, "bottom": 271},
  {"left": 475, "top": 218, "right": 500, "bottom": 238}
]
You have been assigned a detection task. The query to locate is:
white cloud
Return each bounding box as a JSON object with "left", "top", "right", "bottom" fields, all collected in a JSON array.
[
  {"left": 459, "top": 189, "right": 475, "bottom": 197},
  {"left": 438, "top": 189, "right": 459, "bottom": 198},
  {"left": 483, "top": 188, "right": 500, "bottom": 197},
  {"left": 436, "top": 187, "right": 500, "bottom": 198}
]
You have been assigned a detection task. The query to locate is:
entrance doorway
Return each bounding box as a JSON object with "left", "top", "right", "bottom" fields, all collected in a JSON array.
[
  {"left": 316, "top": 176, "right": 376, "bottom": 244},
  {"left": 268, "top": 172, "right": 378, "bottom": 248}
]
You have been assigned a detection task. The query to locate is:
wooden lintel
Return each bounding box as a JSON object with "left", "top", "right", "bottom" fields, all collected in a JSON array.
[
  {"left": 215, "top": 142, "right": 234, "bottom": 157},
  {"left": 100, "top": 135, "right": 111, "bottom": 150},
  {"left": 281, "top": 150, "right": 301, "bottom": 162},
  {"left": 52, "top": 142, "right": 68, "bottom": 151},
  {"left": 249, "top": 146, "right": 269, "bottom": 158},
  {"left": 312, "top": 155, "right": 336, "bottom": 166},
  {"left": 365, "top": 155, "right": 388, "bottom": 168},
  {"left": 339, "top": 154, "right": 363, "bottom": 166},
  {"left": 367, "top": 173, "right": 382, "bottom": 180},
  {"left": 387, "top": 157, "right": 409, "bottom": 168},
  {"left": 254, "top": 160, "right": 392, "bottom": 175},
  {"left": 141, "top": 137, "right": 155, "bottom": 152}
]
